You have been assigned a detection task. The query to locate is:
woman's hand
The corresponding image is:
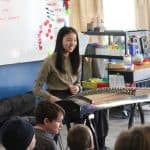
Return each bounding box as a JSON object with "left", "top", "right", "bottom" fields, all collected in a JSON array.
[
  {"left": 69, "top": 85, "right": 80, "bottom": 95},
  {"left": 50, "top": 95, "right": 61, "bottom": 103}
]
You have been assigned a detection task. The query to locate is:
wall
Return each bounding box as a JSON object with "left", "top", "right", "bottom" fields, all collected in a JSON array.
[
  {"left": 0, "top": 0, "right": 66, "bottom": 65},
  {"left": 0, "top": 61, "right": 42, "bottom": 99},
  {"left": 0, "top": 0, "right": 68, "bottom": 99}
]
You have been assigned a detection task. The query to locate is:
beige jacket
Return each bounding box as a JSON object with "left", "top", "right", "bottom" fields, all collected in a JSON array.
[{"left": 33, "top": 53, "right": 81, "bottom": 100}]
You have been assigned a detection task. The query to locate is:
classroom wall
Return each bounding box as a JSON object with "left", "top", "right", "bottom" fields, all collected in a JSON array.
[
  {"left": 0, "top": 61, "right": 42, "bottom": 99},
  {"left": 0, "top": 0, "right": 67, "bottom": 66},
  {"left": 0, "top": 0, "right": 68, "bottom": 100}
]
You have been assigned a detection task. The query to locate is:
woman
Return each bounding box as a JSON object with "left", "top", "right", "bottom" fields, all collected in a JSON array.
[{"left": 33, "top": 26, "right": 81, "bottom": 102}]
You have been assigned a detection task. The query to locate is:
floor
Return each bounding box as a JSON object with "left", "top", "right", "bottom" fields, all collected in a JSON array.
[{"left": 0, "top": 105, "right": 150, "bottom": 150}]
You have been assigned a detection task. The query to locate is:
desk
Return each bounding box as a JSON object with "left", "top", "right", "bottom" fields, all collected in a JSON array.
[
  {"left": 108, "top": 63, "right": 150, "bottom": 84},
  {"left": 79, "top": 90, "right": 150, "bottom": 150},
  {"left": 80, "top": 88, "right": 150, "bottom": 128},
  {"left": 93, "top": 95, "right": 150, "bottom": 109},
  {"left": 95, "top": 95, "right": 150, "bottom": 128},
  {"left": 60, "top": 88, "right": 150, "bottom": 128}
]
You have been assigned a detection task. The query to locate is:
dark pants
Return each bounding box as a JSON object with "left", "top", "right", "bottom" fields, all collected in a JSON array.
[
  {"left": 94, "top": 110, "right": 108, "bottom": 149},
  {"left": 49, "top": 89, "right": 72, "bottom": 99}
]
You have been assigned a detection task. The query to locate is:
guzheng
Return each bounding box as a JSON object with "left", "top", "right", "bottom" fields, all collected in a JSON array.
[
  {"left": 75, "top": 87, "right": 150, "bottom": 105},
  {"left": 57, "top": 87, "right": 150, "bottom": 122}
]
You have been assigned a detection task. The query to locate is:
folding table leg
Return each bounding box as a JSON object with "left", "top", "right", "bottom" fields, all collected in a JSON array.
[
  {"left": 137, "top": 103, "right": 145, "bottom": 124},
  {"left": 128, "top": 103, "right": 136, "bottom": 128}
]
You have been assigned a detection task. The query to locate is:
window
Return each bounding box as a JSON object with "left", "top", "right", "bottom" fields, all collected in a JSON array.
[{"left": 103, "top": 0, "right": 135, "bottom": 30}]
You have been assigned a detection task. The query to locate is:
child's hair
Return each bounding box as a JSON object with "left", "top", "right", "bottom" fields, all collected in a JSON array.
[
  {"left": 114, "top": 125, "right": 150, "bottom": 150},
  {"left": 67, "top": 124, "right": 94, "bottom": 150},
  {"left": 35, "top": 100, "right": 65, "bottom": 124}
]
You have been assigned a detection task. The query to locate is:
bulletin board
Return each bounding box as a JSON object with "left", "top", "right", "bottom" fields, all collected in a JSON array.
[{"left": 0, "top": 0, "right": 68, "bottom": 65}]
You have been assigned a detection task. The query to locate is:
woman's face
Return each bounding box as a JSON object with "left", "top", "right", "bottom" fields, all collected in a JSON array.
[
  {"left": 47, "top": 112, "right": 64, "bottom": 135},
  {"left": 62, "top": 32, "right": 77, "bottom": 54}
]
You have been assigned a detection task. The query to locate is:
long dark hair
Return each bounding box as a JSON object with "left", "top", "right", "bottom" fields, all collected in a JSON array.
[{"left": 54, "top": 26, "right": 80, "bottom": 75}]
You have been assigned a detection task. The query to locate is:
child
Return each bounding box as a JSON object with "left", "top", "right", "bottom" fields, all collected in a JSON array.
[
  {"left": 67, "top": 124, "right": 94, "bottom": 150},
  {"left": 114, "top": 125, "right": 150, "bottom": 150},
  {"left": 1, "top": 118, "right": 36, "bottom": 150},
  {"left": 34, "top": 100, "right": 65, "bottom": 150}
]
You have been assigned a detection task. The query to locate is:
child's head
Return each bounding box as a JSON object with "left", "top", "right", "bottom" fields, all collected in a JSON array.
[
  {"left": 114, "top": 125, "right": 150, "bottom": 150},
  {"left": 35, "top": 100, "right": 65, "bottom": 134},
  {"left": 1, "top": 118, "right": 36, "bottom": 150},
  {"left": 67, "top": 124, "right": 94, "bottom": 150}
]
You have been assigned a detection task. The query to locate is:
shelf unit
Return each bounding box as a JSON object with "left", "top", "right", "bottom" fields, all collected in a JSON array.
[
  {"left": 127, "top": 30, "right": 150, "bottom": 37},
  {"left": 81, "top": 30, "right": 128, "bottom": 82},
  {"left": 84, "top": 30, "right": 127, "bottom": 36},
  {"left": 82, "top": 30, "right": 150, "bottom": 87},
  {"left": 127, "top": 30, "right": 150, "bottom": 56},
  {"left": 107, "top": 30, "right": 150, "bottom": 87},
  {"left": 83, "top": 30, "right": 128, "bottom": 59},
  {"left": 82, "top": 55, "right": 123, "bottom": 59}
]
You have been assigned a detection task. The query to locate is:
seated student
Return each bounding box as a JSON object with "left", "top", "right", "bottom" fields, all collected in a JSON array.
[
  {"left": 34, "top": 100, "right": 65, "bottom": 150},
  {"left": 114, "top": 125, "right": 150, "bottom": 150},
  {"left": 1, "top": 118, "right": 36, "bottom": 150},
  {"left": 67, "top": 124, "right": 94, "bottom": 150}
]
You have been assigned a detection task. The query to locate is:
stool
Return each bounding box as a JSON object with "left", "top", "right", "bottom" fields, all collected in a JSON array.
[{"left": 83, "top": 113, "right": 100, "bottom": 150}]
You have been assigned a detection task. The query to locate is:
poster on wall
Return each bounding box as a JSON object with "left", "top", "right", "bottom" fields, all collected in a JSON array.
[{"left": 0, "top": 0, "right": 69, "bottom": 65}]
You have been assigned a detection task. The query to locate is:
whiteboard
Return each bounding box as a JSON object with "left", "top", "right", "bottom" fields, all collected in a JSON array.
[{"left": 0, "top": 0, "right": 68, "bottom": 65}]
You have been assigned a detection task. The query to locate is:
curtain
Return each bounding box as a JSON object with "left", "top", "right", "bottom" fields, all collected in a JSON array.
[
  {"left": 69, "top": 0, "right": 106, "bottom": 80},
  {"left": 69, "top": 0, "right": 104, "bottom": 32},
  {"left": 135, "top": 0, "right": 150, "bottom": 29}
]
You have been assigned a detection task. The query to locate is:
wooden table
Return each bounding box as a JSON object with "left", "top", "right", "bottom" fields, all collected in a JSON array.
[
  {"left": 79, "top": 88, "right": 150, "bottom": 150},
  {"left": 81, "top": 88, "right": 150, "bottom": 128},
  {"left": 107, "top": 63, "right": 150, "bottom": 83}
]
